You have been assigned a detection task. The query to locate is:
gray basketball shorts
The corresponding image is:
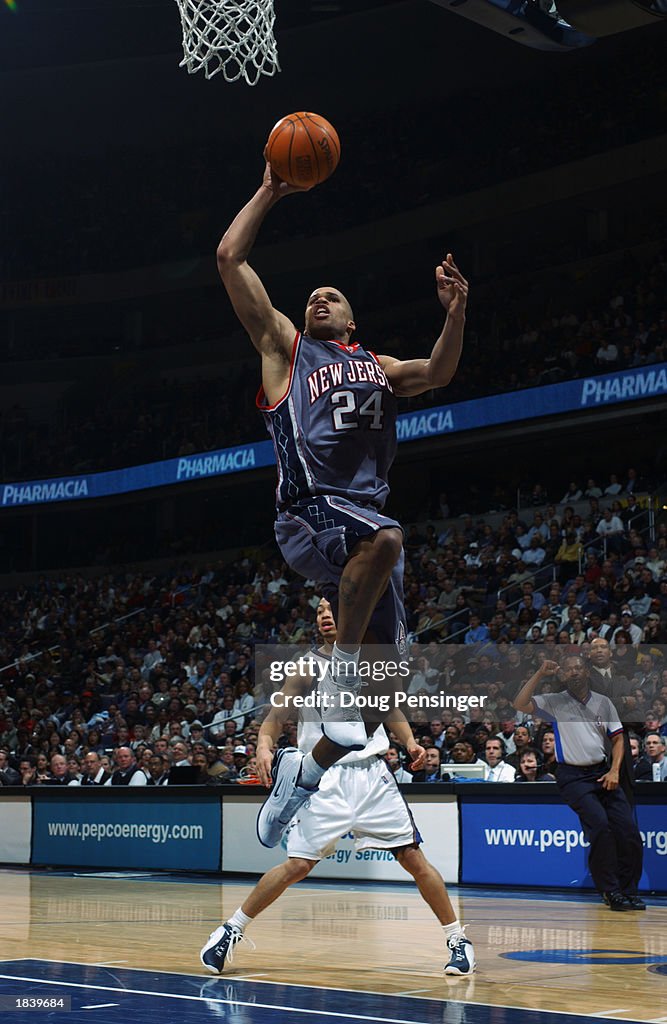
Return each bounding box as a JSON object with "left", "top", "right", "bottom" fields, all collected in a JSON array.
[{"left": 275, "top": 494, "right": 407, "bottom": 653}]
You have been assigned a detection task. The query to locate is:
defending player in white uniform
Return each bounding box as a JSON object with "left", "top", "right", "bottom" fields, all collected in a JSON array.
[{"left": 200, "top": 599, "right": 475, "bottom": 977}]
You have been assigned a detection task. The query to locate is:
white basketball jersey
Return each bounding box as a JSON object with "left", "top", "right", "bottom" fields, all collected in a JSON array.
[{"left": 297, "top": 649, "right": 389, "bottom": 763}]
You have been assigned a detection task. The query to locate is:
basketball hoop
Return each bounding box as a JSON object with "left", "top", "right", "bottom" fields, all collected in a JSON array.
[{"left": 174, "top": 0, "right": 280, "bottom": 85}]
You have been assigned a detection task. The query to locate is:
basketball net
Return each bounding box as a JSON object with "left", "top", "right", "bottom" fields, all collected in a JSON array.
[{"left": 174, "top": 0, "right": 280, "bottom": 84}]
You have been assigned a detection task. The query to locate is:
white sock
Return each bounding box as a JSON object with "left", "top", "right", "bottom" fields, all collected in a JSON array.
[
  {"left": 299, "top": 751, "right": 327, "bottom": 790},
  {"left": 332, "top": 643, "right": 360, "bottom": 689},
  {"left": 443, "top": 919, "right": 465, "bottom": 943},
  {"left": 228, "top": 908, "right": 253, "bottom": 931}
]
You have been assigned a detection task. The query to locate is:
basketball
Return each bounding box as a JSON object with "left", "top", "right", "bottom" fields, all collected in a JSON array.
[{"left": 266, "top": 111, "right": 341, "bottom": 188}]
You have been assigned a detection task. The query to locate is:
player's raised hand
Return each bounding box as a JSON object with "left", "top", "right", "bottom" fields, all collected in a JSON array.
[
  {"left": 435, "top": 253, "right": 468, "bottom": 320},
  {"left": 408, "top": 742, "right": 426, "bottom": 771},
  {"left": 261, "top": 157, "right": 311, "bottom": 198},
  {"left": 540, "top": 659, "right": 560, "bottom": 675}
]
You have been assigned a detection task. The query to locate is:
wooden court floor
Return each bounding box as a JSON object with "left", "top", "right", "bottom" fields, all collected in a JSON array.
[{"left": 0, "top": 870, "right": 665, "bottom": 1022}]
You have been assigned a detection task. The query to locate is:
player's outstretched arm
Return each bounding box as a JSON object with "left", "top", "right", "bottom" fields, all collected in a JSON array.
[
  {"left": 217, "top": 162, "right": 301, "bottom": 358},
  {"left": 256, "top": 673, "right": 311, "bottom": 787},
  {"left": 378, "top": 254, "right": 468, "bottom": 397},
  {"left": 384, "top": 707, "right": 425, "bottom": 771}
]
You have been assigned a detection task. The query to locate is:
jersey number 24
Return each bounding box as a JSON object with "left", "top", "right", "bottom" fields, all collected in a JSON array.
[{"left": 331, "top": 390, "right": 384, "bottom": 431}]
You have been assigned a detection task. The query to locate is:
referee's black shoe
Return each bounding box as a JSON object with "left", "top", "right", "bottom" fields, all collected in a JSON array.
[
  {"left": 603, "top": 890, "right": 631, "bottom": 911},
  {"left": 622, "top": 894, "right": 647, "bottom": 910}
]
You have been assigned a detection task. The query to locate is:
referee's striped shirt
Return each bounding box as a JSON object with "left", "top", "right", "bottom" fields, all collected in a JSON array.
[{"left": 531, "top": 690, "right": 623, "bottom": 767}]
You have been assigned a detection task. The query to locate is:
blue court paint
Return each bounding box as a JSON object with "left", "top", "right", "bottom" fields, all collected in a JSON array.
[
  {"left": 0, "top": 960, "right": 649, "bottom": 1024},
  {"left": 502, "top": 948, "right": 667, "bottom": 966}
]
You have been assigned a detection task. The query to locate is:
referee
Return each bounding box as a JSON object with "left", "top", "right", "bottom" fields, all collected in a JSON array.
[{"left": 514, "top": 654, "right": 644, "bottom": 911}]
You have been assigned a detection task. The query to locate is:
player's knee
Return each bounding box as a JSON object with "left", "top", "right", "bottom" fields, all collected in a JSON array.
[
  {"left": 371, "top": 528, "right": 403, "bottom": 570},
  {"left": 285, "top": 857, "right": 316, "bottom": 882},
  {"left": 394, "top": 844, "right": 425, "bottom": 876}
]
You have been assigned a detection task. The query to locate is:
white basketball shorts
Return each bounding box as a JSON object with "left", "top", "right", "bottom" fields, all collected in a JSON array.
[{"left": 285, "top": 756, "right": 421, "bottom": 861}]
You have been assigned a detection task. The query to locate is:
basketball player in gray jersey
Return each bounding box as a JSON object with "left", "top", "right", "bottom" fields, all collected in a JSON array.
[
  {"left": 200, "top": 599, "right": 475, "bottom": 977},
  {"left": 217, "top": 157, "right": 468, "bottom": 844}
]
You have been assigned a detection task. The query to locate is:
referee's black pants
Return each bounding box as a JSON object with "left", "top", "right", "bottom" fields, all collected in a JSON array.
[{"left": 555, "top": 762, "right": 643, "bottom": 894}]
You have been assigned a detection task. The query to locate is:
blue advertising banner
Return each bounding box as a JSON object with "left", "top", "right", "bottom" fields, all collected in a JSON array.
[
  {"left": 1, "top": 440, "right": 275, "bottom": 508},
  {"left": 461, "top": 800, "right": 667, "bottom": 891},
  {"left": 396, "top": 362, "right": 667, "bottom": 442},
  {"left": 32, "top": 793, "right": 221, "bottom": 871},
  {"left": 2, "top": 363, "right": 665, "bottom": 507}
]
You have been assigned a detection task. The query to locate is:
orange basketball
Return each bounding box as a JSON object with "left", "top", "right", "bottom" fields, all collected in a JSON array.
[{"left": 266, "top": 111, "right": 341, "bottom": 189}]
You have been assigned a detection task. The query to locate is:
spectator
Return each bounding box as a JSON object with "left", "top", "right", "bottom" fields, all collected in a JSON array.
[
  {"left": 496, "top": 718, "right": 517, "bottom": 755},
  {"left": 483, "top": 738, "right": 516, "bottom": 781},
  {"left": 407, "top": 657, "right": 440, "bottom": 696},
  {"left": 410, "top": 745, "right": 443, "bottom": 783},
  {"left": 561, "top": 481, "right": 582, "bottom": 503},
  {"left": 628, "top": 587, "right": 651, "bottom": 623},
  {"left": 18, "top": 757, "right": 38, "bottom": 787},
  {"left": 522, "top": 536, "right": 546, "bottom": 568},
  {"left": 612, "top": 610, "right": 642, "bottom": 645},
  {"left": 233, "top": 680, "right": 256, "bottom": 724},
  {"left": 518, "top": 580, "right": 546, "bottom": 613},
  {"left": 530, "top": 484, "right": 548, "bottom": 506},
  {"left": 645, "top": 548, "right": 666, "bottom": 581},
  {"left": 624, "top": 468, "right": 644, "bottom": 495},
  {"left": 188, "top": 722, "right": 210, "bottom": 748},
  {"left": 629, "top": 734, "right": 652, "bottom": 782},
  {"left": 218, "top": 748, "right": 239, "bottom": 782},
  {"left": 80, "top": 751, "right": 112, "bottom": 786},
  {"left": 42, "top": 753, "right": 79, "bottom": 786},
  {"left": 145, "top": 753, "right": 169, "bottom": 786},
  {"left": 643, "top": 732, "right": 667, "bottom": 782},
  {"left": 442, "top": 725, "right": 463, "bottom": 759},
  {"left": 596, "top": 509, "right": 625, "bottom": 554},
  {"left": 383, "top": 745, "right": 414, "bottom": 783},
  {"left": 170, "top": 740, "right": 192, "bottom": 767},
  {"left": 0, "top": 749, "right": 20, "bottom": 786},
  {"left": 596, "top": 338, "right": 619, "bottom": 366},
  {"left": 514, "top": 748, "right": 556, "bottom": 782},
  {"left": 442, "top": 740, "right": 486, "bottom": 774},
  {"left": 436, "top": 578, "right": 462, "bottom": 613},
  {"left": 233, "top": 745, "right": 250, "bottom": 776},
  {"left": 584, "top": 479, "right": 603, "bottom": 499},
  {"left": 604, "top": 474, "right": 622, "bottom": 496},
  {"left": 464, "top": 613, "right": 490, "bottom": 645},
  {"left": 506, "top": 725, "right": 533, "bottom": 770},
  {"left": 643, "top": 612, "right": 666, "bottom": 643},
  {"left": 427, "top": 718, "right": 447, "bottom": 749},
  {"left": 107, "top": 746, "right": 147, "bottom": 786},
  {"left": 569, "top": 617, "right": 588, "bottom": 646},
  {"left": 540, "top": 729, "right": 558, "bottom": 773},
  {"left": 555, "top": 531, "right": 583, "bottom": 582},
  {"left": 67, "top": 756, "right": 83, "bottom": 782}
]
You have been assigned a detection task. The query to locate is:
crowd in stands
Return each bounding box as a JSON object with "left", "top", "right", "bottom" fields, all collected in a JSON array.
[
  {"left": 2, "top": 32, "right": 664, "bottom": 282},
  {"left": 1, "top": 244, "right": 665, "bottom": 484},
  {"left": 0, "top": 462, "right": 665, "bottom": 788}
]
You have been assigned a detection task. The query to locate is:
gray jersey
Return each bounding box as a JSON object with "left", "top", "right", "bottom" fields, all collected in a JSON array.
[
  {"left": 258, "top": 332, "right": 398, "bottom": 510},
  {"left": 532, "top": 689, "right": 623, "bottom": 766}
]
